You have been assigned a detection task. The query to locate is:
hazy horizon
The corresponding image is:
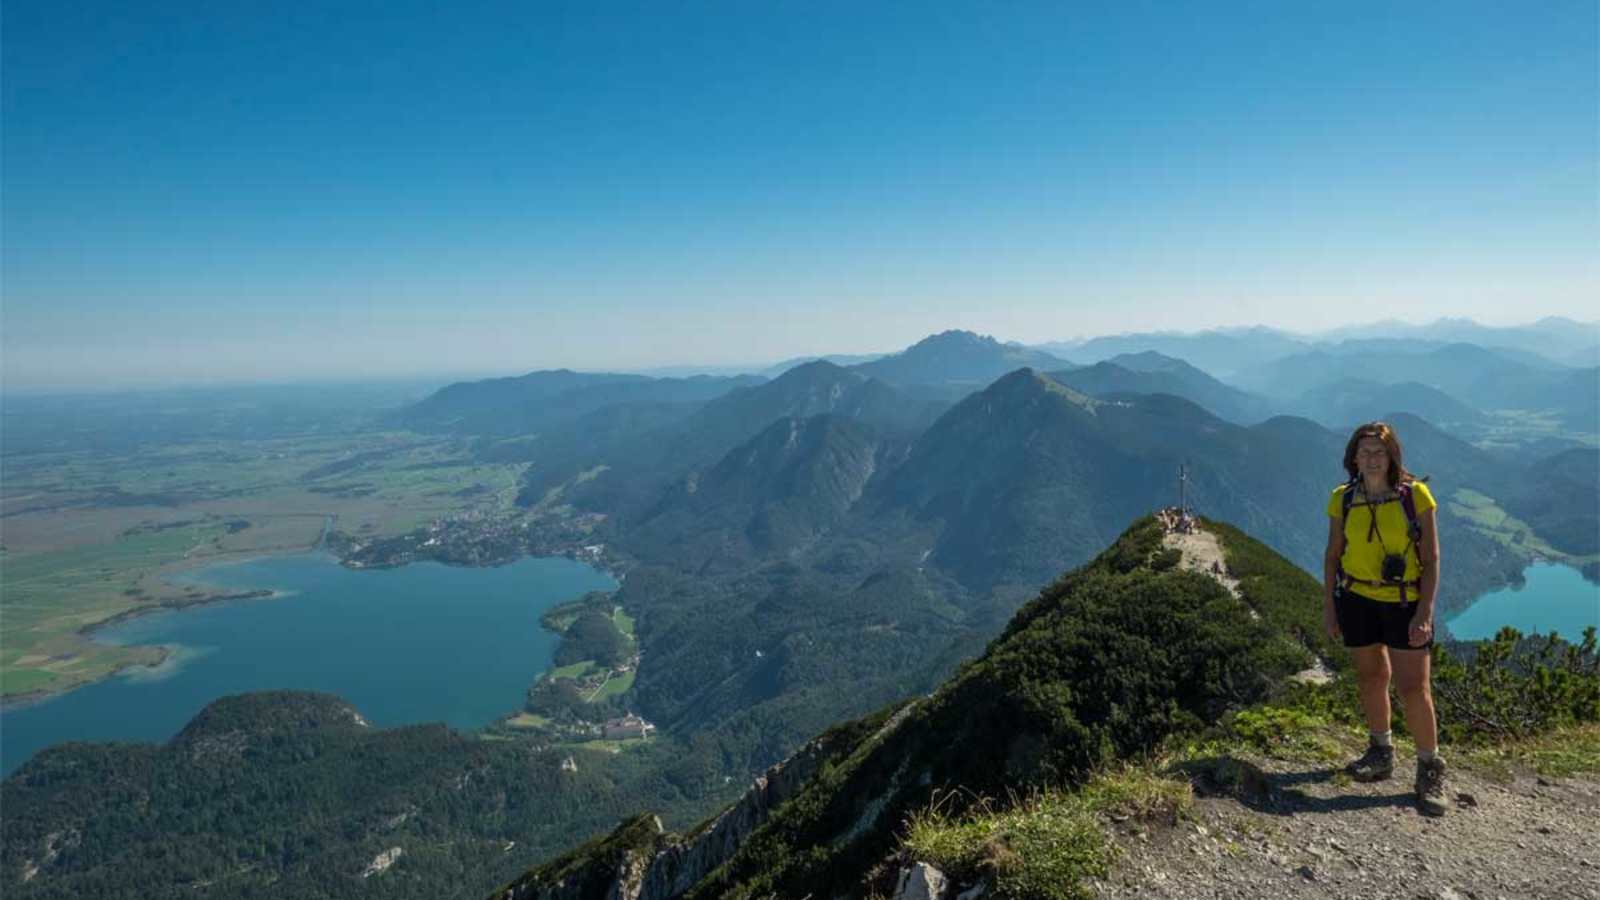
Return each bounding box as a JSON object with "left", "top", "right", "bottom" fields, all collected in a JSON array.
[
  {"left": 4, "top": 2, "right": 1596, "bottom": 392},
  {"left": 2, "top": 314, "right": 1596, "bottom": 398}
]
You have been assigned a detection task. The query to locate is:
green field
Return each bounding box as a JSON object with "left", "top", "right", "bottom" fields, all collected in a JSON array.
[
  {"left": 1, "top": 667, "right": 58, "bottom": 694},
  {"left": 547, "top": 660, "right": 599, "bottom": 681},
  {"left": 591, "top": 670, "right": 636, "bottom": 700},
  {"left": 559, "top": 737, "right": 650, "bottom": 753},
  {"left": 1472, "top": 409, "right": 1600, "bottom": 454},
  {"left": 1450, "top": 488, "right": 1562, "bottom": 556},
  {"left": 613, "top": 607, "right": 635, "bottom": 637}
]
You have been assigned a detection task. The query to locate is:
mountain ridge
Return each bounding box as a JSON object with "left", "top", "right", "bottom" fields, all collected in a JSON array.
[{"left": 488, "top": 515, "right": 1326, "bottom": 899}]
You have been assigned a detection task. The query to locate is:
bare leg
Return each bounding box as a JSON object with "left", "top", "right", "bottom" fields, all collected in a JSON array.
[
  {"left": 1351, "top": 645, "right": 1392, "bottom": 735},
  {"left": 1391, "top": 648, "right": 1438, "bottom": 754}
]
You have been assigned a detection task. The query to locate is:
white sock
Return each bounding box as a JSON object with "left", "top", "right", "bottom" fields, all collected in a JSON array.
[
  {"left": 1370, "top": 730, "right": 1392, "bottom": 748},
  {"left": 1417, "top": 748, "right": 1440, "bottom": 763}
]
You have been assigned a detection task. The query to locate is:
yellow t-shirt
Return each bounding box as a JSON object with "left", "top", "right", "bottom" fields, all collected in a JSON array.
[{"left": 1327, "top": 480, "right": 1436, "bottom": 603}]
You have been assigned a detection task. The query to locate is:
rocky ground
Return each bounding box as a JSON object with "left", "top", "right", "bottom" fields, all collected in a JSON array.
[
  {"left": 1093, "top": 524, "right": 1600, "bottom": 900},
  {"left": 1092, "top": 751, "right": 1600, "bottom": 900},
  {"left": 1162, "top": 528, "right": 1242, "bottom": 598}
]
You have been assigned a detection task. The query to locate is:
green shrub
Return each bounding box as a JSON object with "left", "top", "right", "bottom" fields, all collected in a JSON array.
[
  {"left": 1434, "top": 626, "right": 1600, "bottom": 742},
  {"left": 1148, "top": 547, "right": 1182, "bottom": 572}
]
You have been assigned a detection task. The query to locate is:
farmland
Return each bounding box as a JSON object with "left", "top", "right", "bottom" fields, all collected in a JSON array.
[{"left": 0, "top": 430, "right": 533, "bottom": 703}]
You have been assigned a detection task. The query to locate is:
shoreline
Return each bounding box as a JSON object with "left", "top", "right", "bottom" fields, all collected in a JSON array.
[
  {"left": 1, "top": 586, "right": 284, "bottom": 714},
  {"left": 76, "top": 588, "right": 280, "bottom": 638},
  {"left": 0, "top": 542, "right": 318, "bottom": 712},
  {"left": 1, "top": 540, "right": 623, "bottom": 713}
]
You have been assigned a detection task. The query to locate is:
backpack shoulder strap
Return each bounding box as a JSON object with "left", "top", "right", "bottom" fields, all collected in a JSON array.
[
  {"left": 1340, "top": 477, "right": 1360, "bottom": 522},
  {"left": 1398, "top": 481, "right": 1421, "bottom": 541}
]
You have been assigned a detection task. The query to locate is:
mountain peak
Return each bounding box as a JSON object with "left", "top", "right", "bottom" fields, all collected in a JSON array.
[
  {"left": 778, "top": 358, "right": 854, "bottom": 380},
  {"left": 907, "top": 330, "right": 1000, "bottom": 352},
  {"left": 989, "top": 366, "right": 1098, "bottom": 410},
  {"left": 855, "top": 332, "right": 1073, "bottom": 387}
]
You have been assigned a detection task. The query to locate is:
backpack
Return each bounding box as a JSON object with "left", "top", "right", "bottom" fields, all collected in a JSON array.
[
  {"left": 1340, "top": 476, "right": 1423, "bottom": 544},
  {"left": 1338, "top": 476, "right": 1426, "bottom": 602}
]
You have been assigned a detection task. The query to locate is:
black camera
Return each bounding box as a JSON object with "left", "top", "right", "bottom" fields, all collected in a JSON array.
[{"left": 1381, "top": 553, "right": 1407, "bottom": 583}]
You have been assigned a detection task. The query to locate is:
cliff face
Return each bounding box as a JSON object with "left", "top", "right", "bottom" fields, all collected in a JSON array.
[
  {"left": 633, "top": 734, "right": 834, "bottom": 900},
  {"left": 493, "top": 714, "right": 876, "bottom": 900}
]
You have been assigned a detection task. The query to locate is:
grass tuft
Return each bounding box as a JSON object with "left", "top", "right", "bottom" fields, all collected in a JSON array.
[
  {"left": 1224, "top": 705, "right": 1347, "bottom": 762},
  {"left": 900, "top": 769, "right": 1189, "bottom": 899}
]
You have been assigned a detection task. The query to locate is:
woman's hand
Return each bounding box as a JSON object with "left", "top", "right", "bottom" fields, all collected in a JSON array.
[
  {"left": 1323, "top": 602, "right": 1340, "bottom": 641},
  {"left": 1408, "top": 611, "right": 1433, "bottom": 647}
]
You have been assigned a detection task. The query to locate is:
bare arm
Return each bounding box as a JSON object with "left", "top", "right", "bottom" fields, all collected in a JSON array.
[
  {"left": 1323, "top": 514, "right": 1345, "bottom": 639},
  {"left": 1406, "top": 507, "right": 1441, "bottom": 647},
  {"left": 1416, "top": 506, "right": 1440, "bottom": 615},
  {"left": 1323, "top": 514, "right": 1346, "bottom": 605}
]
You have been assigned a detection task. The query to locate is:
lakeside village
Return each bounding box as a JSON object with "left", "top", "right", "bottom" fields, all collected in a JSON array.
[
  {"left": 332, "top": 503, "right": 616, "bottom": 572},
  {"left": 490, "top": 588, "right": 659, "bottom": 749}
]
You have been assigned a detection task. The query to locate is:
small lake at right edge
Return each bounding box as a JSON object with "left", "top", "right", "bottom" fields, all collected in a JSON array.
[{"left": 1445, "top": 562, "right": 1600, "bottom": 641}]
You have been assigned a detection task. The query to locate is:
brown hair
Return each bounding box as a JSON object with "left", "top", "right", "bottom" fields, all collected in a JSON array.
[{"left": 1342, "top": 421, "right": 1414, "bottom": 488}]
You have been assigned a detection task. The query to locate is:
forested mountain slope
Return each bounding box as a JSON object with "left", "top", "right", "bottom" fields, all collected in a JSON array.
[
  {"left": 1048, "top": 352, "right": 1276, "bottom": 425},
  {"left": 491, "top": 517, "right": 1320, "bottom": 899}
]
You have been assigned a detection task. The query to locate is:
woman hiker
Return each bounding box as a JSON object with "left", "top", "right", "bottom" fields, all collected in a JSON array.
[{"left": 1323, "top": 421, "right": 1448, "bottom": 816}]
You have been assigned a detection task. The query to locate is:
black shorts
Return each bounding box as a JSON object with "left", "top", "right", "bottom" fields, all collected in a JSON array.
[{"left": 1334, "top": 588, "right": 1433, "bottom": 651}]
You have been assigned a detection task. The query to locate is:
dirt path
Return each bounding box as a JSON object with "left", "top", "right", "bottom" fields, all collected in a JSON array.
[
  {"left": 1093, "top": 752, "right": 1600, "bottom": 899},
  {"left": 1164, "top": 525, "right": 1333, "bottom": 685},
  {"left": 1163, "top": 529, "right": 1242, "bottom": 599}
]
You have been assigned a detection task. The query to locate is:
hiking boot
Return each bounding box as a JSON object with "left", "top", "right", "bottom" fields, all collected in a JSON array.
[
  {"left": 1416, "top": 757, "right": 1448, "bottom": 817},
  {"left": 1346, "top": 743, "right": 1395, "bottom": 782}
]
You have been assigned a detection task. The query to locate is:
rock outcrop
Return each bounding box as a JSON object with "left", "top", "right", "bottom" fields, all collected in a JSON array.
[
  {"left": 495, "top": 734, "right": 832, "bottom": 900},
  {"left": 632, "top": 742, "right": 824, "bottom": 898},
  {"left": 497, "top": 701, "right": 921, "bottom": 900}
]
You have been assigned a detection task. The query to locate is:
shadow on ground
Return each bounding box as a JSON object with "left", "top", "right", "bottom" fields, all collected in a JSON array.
[{"left": 1173, "top": 755, "right": 1415, "bottom": 815}]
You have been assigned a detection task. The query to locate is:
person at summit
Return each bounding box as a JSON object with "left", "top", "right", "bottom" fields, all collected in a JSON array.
[{"left": 1322, "top": 421, "right": 1448, "bottom": 816}]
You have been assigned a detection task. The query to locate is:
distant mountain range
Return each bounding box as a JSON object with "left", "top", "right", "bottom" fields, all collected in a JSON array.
[
  {"left": 405, "top": 320, "right": 1597, "bottom": 445},
  {"left": 398, "top": 370, "right": 766, "bottom": 436},
  {"left": 1230, "top": 343, "right": 1598, "bottom": 433},
  {"left": 1035, "top": 325, "right": 1312, "bottom": 378},
  {"left": 1036, "top": 316, "right": 1600, "bottom": 378},
  {"left": 1314, "top": 316, "right": 1600, "bottom": 365},
  {"left": 395, "top": 330, "right": 1592, "bottom": 602}
]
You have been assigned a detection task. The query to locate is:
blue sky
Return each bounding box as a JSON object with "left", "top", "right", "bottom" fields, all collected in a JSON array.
[{"left": 4, "top": 1, "right": 1595, "bottom": 389}]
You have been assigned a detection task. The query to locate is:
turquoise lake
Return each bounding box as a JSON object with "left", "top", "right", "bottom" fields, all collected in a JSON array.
[
  {"left": 1445, "top": 562, "right": 1600, "bottom": 641},
  {"left": 0, "top": 553, "right": 615, "bottom": 778}
]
